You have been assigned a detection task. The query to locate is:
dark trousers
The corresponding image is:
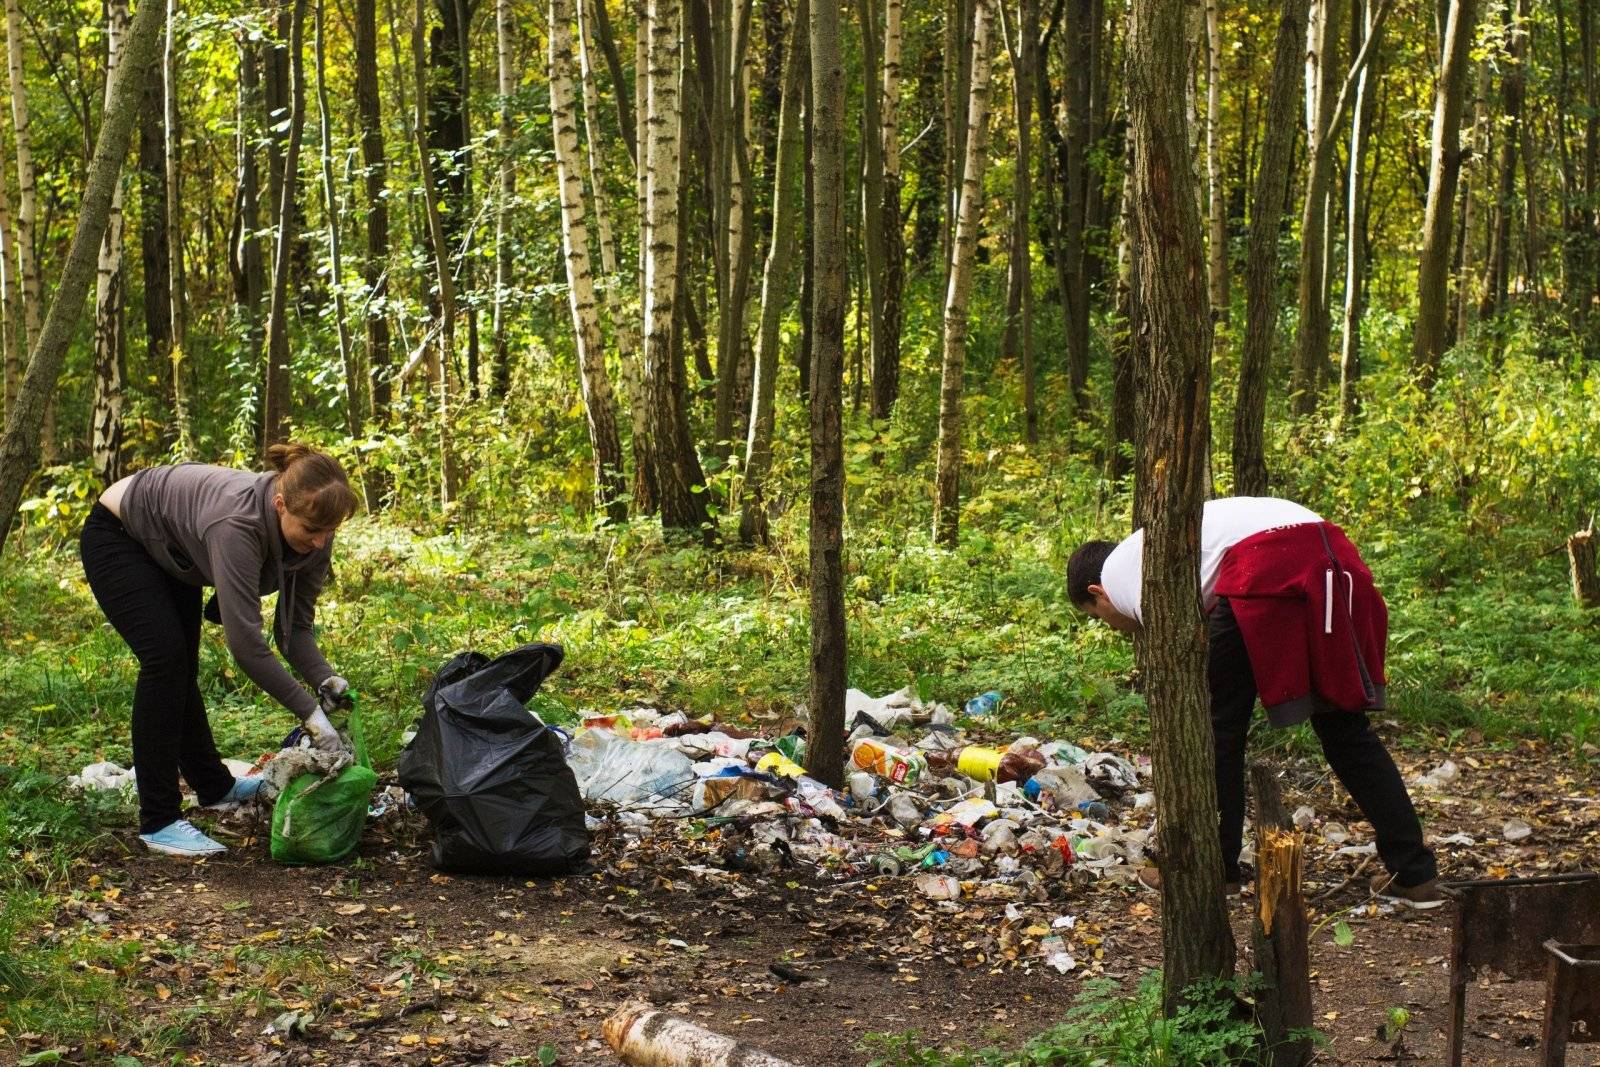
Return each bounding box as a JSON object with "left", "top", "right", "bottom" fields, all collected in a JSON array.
[
  {"left": 80, "top": 504, "right": 236, "bottom": 833},
  {"left": 1210, "top": 598, "right": 1437, "bottom": 888}
]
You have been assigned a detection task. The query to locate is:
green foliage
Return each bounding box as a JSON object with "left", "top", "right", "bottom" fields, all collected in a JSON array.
[{"left": 861, "top": 974, "right": 1287, "bottom": 1067}]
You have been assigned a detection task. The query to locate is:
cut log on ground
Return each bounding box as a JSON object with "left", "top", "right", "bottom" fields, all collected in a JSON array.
[{"left": 604, "top": 1003, "right": 801, "bottom": 1066}]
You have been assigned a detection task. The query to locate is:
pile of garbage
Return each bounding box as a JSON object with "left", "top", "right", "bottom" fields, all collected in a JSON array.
[{"left": 567, "top": 686, "right": 1160, "bottom": 902}]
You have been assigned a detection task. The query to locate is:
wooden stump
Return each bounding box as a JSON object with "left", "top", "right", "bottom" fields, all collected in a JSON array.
[
  {"left": 1250, "top": 761, "right": 1313, "bottom": 1067},
  {"left": 1570, "top": 529, "right": 1599, "bottom": 609}
]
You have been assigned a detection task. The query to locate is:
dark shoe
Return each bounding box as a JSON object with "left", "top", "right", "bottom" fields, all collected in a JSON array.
[{"left": 1370, "top": 873, "right": 1446, "bottom": 910}]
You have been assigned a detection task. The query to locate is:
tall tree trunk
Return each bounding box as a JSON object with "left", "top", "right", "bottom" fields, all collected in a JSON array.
[
  {"left": 944, "top": 0, "right": 974, "bottom": 273},
  {"left": 712, "top": 0, "right": 756, "bottom": 458},
  {"left": 740, "top": 0, "right": 808, "bottom": 545},
  {"left": 413, "top": 0, "right": 460, "bottom": 507},
  {"left": 0, "top": 0, "right": 162, "bottom": 554},
  {"left": 4, "top": 0, "right": 49, "bottom": 460},
  {"left": 1453, "top": 59, "right": 1489, "bottom": 342},
  {"left": 0, "top": 159, "right": 18, "bottom": 418},
  {"left": 1290, "top": 0, "right": 1347, "bottom": 415},
  {"left": 644, "top": 0, "right": 714, "bottom": 537},
  {"left": 911, "top": 33, "right": 943, "bottom": 268},
  {"left": 164, "top": 0, "right": 192, "bottom": 455},
  {"left": 1004, "top": 0, "right": 1038, "bottom": 442},
  {"left": 428, "top": 0, "right": 477, "bottom": 399},
  {"left": 1481, "top": 0, "right": 1526, "bottom": 322},
  {"left": 355, "top": 0, "right": 391, "bottom": 424},
  {"left": 1580, "top": 0, "right": 1598, "bottom": 335},
  {"left": 315, "top": 0, "right": 362, "bottom": 457},
  {"left": 1338, "top": 0, "right": 1382, "bottom": 422},
  {"left": 551, "top": 0, "right": 629, "bottom": 523},
  {"left": 579, "top": 0, "right": 654, "bottom": 512},
  {"left": 235, "top": 37, "right": 266, "bottom": 446},
  {"left": 807, "top": 0, "right": 847, "bottom": 790},
  {"left": 263, "top": 0, "right": 309, "bottom": 448},
  {"left": 1110, "top": 134, "right": 1138, "bottom": 483},
  {"left": 1232, "top": 0, "right": 1307, "bottom": 496},
  {"left": 799, "top": 67, "right": 814, "bottom": 402},
  {"left": 856, "top": 0, "right": 887, "bottom": 428},
  {"left": 1063, "top": 0, "right": 1092, "bottom": 408},
  {"left": 1125, "top": 0, "right": 1235, "bottom": 1007},
  {"left": 93, "top": 0, "right": 130, "bottom": 488},
  {"left": 492, "top": 0, "right": 515, "bottom": 401},
  {"left": 933, "top": 0, "right": 992, "bottom": 547},
  {"left": 872, "top": 0, "right": 903, "bottom": 420},
  {"left": 137, "top": 52, "right": 172, "bottom": 436},
  {"left": 1205, "top": 0, "right": 1228, "bottom": 321},
  {"left": 1411, "top": 0, "right": 1480, "bottom": 383}
]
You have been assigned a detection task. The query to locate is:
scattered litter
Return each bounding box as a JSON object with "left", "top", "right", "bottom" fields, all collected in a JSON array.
[
  {"left": 1412, "top": 760, "right": 1460, "bottom": 789},
  {"left": 1502, "top": 818, "right": 1534, "bottom": 842},
  {"left": 1435, "top": 831, "right": 1477, "bottom": 846},
  {"left": 1292, "top": 805, "right": 1317, "bottom": 830},
  {"left": 68, "top": 761, "right": 136, "bottom": 792}
]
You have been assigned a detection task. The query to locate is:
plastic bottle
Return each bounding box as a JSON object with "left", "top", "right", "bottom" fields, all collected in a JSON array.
[
  {"left": 849, "top": 738, "right": 925, "bottom": 785},
  {"left": 963, "top": 690, "right": 1004, "bottom": 717},
  {"left": 1077, "top": 800, "right": 1113, "bottom": 821},
  {"left": 927, "top": 746, "right": 1045, "bottom": 784}
]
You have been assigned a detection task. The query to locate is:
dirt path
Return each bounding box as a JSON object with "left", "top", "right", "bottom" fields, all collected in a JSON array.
[{"left": 20, "top": 737, "right": 1600, "bottom": 1065}]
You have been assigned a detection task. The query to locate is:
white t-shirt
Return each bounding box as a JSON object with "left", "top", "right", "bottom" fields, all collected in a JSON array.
[{"left": 1098, "top": 497, "right": 1322, "bottom": 623}]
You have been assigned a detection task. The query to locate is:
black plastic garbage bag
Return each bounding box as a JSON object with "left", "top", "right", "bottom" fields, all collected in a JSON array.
[{"left": 397, "top": 643, "right": 590, "bottom": 875}]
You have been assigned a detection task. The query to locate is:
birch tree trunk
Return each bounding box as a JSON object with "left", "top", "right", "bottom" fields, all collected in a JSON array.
[
  {"left": 579, "top": 0, "right": 654, "bottom": 512},
  {"left": 93, "top": 0, "right": 130, "bottom": 488},
  {"left": 1063, "top": 0, "right": 1093, "bottom": 408},
  {"left": 1411, "top": 0, "right": 1480, "bottom": 383},
  {"left": 740, "top": 0, "right": 807, "bottom": 544},
  {"left": 164, "top": 0, "right": 193, "bottom": 454},
  {"left": 1454, "top": 59, "right": 1489, "bottom": 343},
  {"left": 314, "top": 0, "right": 362, "bottom": 454},
  {"left": 1338, "top": 0, "right": 1382, "bottom": 422},
  {"left": 4, "top": 0, "right": 51, "bottom": 460},
  {"left": 1205, "top": 0, "right": 1228, "bottom": 321},
  {"left": 872, "top": 0, "right": 904, "bottom": 420},
  {"left": 1233, "top": 0, "right": 1307, "bottom": 495},
  {"left": 492, "top": 0, "right": 515, "bottom": 401},
  {"left": 235, "top": 36, "right": 267, "bottom": 442},
  {"left": 0, "top": 0, "right": 162, "bottom": 554},
  {"left": 137, "top": 54, "right": 172, "bottom": 436},
  {"left": 644, "top": 0, "right": 713, "bottom": 536},
  {"left": 1003, "top": 0, "right": 1038, "bottom": 443},
  {"left": 0, "top": 161, "right": 17, "bottom": 417},
  {"left": 1482, "top": 0, "right": 1526, "bottom": 322},
  {"left": 933, "top": 0, "right": 993, "bottom": 547},
  {"left": 355, "top": 0, "right": 391, "bottom": 424},
  {"left": 551, "top": 0, "right": 629, "bottom": 523},
  {"left": 808, "top": 0, "right": 847, "bottom": 790},
  {"left": 1290, "top": 0, "right": 1347, "bottom": 415},
  {"left": 1125, "top": 0, "right": 1236, "bottom": 1006},
  {"left": 413, "top": 0, "right": 459, "bottom": 507},
  {"left": 263, "top": 0, "right": 309, "bottom": 448},
  {"left": 712, "top": 0, "right": 756, "bottom": 457}
]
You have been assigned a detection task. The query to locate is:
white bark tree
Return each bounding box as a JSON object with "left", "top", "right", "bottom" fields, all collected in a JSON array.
[{"left": 92, "top": 0, "right": 130, "bottom": 488}]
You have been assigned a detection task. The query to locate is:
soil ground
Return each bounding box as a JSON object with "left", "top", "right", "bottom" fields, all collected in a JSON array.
[{"left": 18, "top": 736, "right": 1600, "bottom": 1066}]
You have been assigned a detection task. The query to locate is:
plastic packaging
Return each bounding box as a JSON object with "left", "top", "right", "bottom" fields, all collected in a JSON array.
[
  {"left": 755, "top": 751, "right": 806, "bottom": 778},
  {"left": 963, "top": 690, "right": 1003, "bottom": 717},
  {"left": 849, "top": 738, "right": 925, "bottom": 784},
  {"left": 272, "top": 700, "right": 378, "bottom": 865},
  {"left": 567, "top": 728, "right": 698, "bottom": 811}
]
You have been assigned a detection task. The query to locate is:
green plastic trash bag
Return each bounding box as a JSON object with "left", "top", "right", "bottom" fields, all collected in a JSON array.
[{"left": 270, "top": 702, "right": 378, "bottom": 865}]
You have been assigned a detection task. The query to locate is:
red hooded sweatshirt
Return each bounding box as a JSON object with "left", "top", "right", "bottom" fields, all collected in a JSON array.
[{"left": 1213, "top": 521, "right": 1388, "bottom": 726}]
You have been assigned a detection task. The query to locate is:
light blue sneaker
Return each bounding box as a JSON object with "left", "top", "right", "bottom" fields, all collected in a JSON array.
[
  {"left": 140, "top": 819, "right": 227, "bottom": 857},
  {"left": 206, "top": 775, "right": 265, "bottom": 810}
]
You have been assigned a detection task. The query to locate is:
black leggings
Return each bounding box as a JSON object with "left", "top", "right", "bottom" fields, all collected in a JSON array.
[
  {"left": 1210, "top": 598, "right": 1437, "bottom": 888},
  {"left": 80, "top": 504, "right": 236, "bottom": 833}
]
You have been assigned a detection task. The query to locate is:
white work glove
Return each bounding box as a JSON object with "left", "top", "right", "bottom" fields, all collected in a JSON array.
[
  {"left": 304, "top": 707, "right": 347, "bottom": 753},
  {"left": 317, "top": 675, "right": 352, "bottom": 715}
]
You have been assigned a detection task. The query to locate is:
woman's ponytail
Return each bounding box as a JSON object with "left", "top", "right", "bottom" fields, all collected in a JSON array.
[{"left": 266, "top": 443, "right": 360, "bottom": 528}]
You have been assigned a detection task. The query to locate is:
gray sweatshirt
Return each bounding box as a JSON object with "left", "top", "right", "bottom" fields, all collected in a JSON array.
[{"left": 118, "top": 463, "right": 336, "bottom": 720}]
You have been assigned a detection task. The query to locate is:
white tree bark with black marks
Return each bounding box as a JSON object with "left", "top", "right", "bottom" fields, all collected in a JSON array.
[
  {"left": 93, "top": 0, "right": 130, "bottom": 487},
  {"left": 314, "top": 0, "right": 361, "bottom": 449},
  {"left": 933, "top": 0, "right": 992, "bottom": 546},
  {"left": 4, "top": 0, "right": 53, "bottom": 460},
  {"left": 739, "top": 0, "right": 807, "bottom": 545},
  {"left": 165, "top": 0, "right": 193, "bottom": 455},
  {"left": 550, "top": 0, "right": 628, "bottom": 523},
  {"left": 0, "top": 0, "right": 164, "bottom": 553},
  {"left": 0, "top": 165, "right": 19, "bottom": 417},
  {"left": 579, "top": 0, "right": 654, "bottom": 511},
  {"left": 1205, "top": 0, "right": 1228, "bottom": 320},
  {"left": 493, "top": 0, "right": 515, "bottom": 399}
]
